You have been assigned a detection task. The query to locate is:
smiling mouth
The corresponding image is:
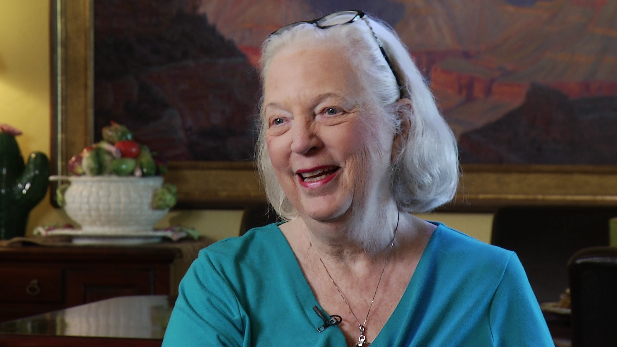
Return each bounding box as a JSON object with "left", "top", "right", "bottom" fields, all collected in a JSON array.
[{"left": 298, "top": 167, "right": 339, "bottom": 182}]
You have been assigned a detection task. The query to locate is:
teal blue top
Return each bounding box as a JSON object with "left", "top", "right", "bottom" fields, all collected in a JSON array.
[{"left": 163, "top": 223, "right": 553, "bottom": 346}]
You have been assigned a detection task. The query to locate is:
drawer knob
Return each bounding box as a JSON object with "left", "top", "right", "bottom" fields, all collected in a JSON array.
[{"left": 26, "top": 279, "right": 41, "bottom": 296}]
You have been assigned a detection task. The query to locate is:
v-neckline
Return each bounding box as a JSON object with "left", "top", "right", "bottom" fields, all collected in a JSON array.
[{"left": 271, "top": 222, "right": 442, "bottom": 345}]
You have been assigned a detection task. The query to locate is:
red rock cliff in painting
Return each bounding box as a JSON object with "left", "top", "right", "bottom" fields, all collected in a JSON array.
[
  {"left": 407, "top": 0, "right": 617, "bottom": 164},
  {"left": 194, "top": 0, "right": 316, "bottom": 66},
  {"left": 93, "top": 0, "right": 617, "bottom": 164},
  {"left": 94, "top": 0, "right": 261, "bottom": 161},
  {"left": 193, "top": 0, "right": 617, "bottom": 164}
]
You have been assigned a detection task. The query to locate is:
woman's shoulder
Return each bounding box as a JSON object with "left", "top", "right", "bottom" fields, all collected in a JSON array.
[
  {"left": 198, "top": 223, "right": 286, "bottom": 266},
  {"left": 201, "top": 222, "right": 285, "bottom": 261},
  {"left": 419, "top": 223, "right": 527, "bottom": 299},
  {"left": 185, "top": 222, "right": 302, "bottom": 303},
  {"left": 430, "top": 222, "right": 514, "bottom": 268}
]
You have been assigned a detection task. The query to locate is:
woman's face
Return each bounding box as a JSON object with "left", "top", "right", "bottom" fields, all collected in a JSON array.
[{"left": 263, "top": 42, "right": 395, "bottom": 223}]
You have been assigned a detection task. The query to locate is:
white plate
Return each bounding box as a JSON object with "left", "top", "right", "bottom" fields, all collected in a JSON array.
[
  {"left": 540, "top": 302, "right": 571, "bottom": 315},
  {"left": 71, "top": 236, "right": 164, "bottom": 245},
  {"left": 33, "top": 228, "right": 178, "bottom": 245}
]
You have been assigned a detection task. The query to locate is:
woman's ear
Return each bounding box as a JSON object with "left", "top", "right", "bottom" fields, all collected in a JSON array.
[{"left": 391, "top": 98, "right": 412, "bottom": 163}]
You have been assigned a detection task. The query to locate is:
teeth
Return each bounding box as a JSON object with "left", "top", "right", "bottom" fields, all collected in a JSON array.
[
  {"left": 301, "top": 168, "right": 328, "bottom": 178},
  {"left": 300, "top": 168, "right": 334, "bottom": 182}
]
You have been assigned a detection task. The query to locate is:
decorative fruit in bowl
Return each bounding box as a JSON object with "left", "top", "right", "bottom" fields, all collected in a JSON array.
[
  {"left": 51, "top": 122, "right": 176, "bottom": 233},
  {"left": 67, "top": 122, "right": 167, "bottom": 178}
]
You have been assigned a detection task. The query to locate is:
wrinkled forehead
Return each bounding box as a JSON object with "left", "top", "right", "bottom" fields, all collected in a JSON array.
[
  {"left": 267, "top": 38, "right": 352, "bottom": 74},
  {"left": 260, "top": 21, "right": 370, "bottom": 78},
  {"left": 260, "top": 23, "right": 383, "bottom": 108},
  {"left": 263, "top": 41, "right": 363, "bottom": 101}
]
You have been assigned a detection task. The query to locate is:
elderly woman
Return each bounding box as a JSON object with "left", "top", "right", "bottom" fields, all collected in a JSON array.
[{"left": 163, "top": 10, "right": 552, "bottom": 346}]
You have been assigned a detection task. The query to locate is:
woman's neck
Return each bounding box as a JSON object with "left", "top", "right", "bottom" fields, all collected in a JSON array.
[{"left": 298, "top": 202, "right": 400, "bottom": 261}]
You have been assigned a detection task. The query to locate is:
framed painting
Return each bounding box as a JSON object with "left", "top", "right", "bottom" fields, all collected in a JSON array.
[
  {"left": 51, "top": 0, "right": 617, "bottom": 211},
  {"left": 50, "top": 0, "right": 264, "bottom": 209}
]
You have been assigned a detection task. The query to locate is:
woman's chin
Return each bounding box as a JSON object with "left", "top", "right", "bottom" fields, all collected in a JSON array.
[
  {"left": 304, "top": 211, "right": 342, "bottom": 223},
  {"left": 298, "top": 199, "right": 351, "bottom": 223}
]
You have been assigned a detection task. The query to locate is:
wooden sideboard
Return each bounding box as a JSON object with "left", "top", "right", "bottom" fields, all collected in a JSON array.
[{"left": 0, "top": 240, "right": 210, "bottom": 323}]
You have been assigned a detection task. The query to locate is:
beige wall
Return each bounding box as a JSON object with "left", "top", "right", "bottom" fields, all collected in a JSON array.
[{"left": 0, "top": 0, "right": 493, "bottom": 243}]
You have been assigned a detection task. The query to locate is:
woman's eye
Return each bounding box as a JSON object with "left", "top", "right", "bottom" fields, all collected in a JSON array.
[
  {"left": 272, "top": 118, "right": 285, "bottom": 126},
  {"left": 266, "top": 115, "right": 289, "bottom": 136},
  {"left": 322, "top": 107, "right": 341, "bottom": 116}
]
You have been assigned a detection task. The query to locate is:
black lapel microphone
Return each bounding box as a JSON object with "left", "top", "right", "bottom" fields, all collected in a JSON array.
[{"left": 313, "top": 306, "right": 342, "bottom": 332}]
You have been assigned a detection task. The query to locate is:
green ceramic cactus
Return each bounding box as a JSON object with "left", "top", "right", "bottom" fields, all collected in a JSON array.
[{"left": 0, "top": 125, "right": 50, "bottom": 239}]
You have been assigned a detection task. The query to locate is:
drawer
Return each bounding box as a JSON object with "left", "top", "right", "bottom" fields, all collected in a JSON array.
[
  {"left": 0, "top": 268, "right": 63, "bottom": 303},
  {"left": 66, "top": 268, "right": 155, "bottom": 306}
]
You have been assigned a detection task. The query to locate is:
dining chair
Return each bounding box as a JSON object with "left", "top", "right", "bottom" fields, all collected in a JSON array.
[
  {"left": 491, "top": 206, "right": 613, "bottom": 303},
  {"left": 568, "top": 246, "right": 617, "bottom": 347},
  {"left": 239, "top": 204, "right": 280, "bottom": 236}
]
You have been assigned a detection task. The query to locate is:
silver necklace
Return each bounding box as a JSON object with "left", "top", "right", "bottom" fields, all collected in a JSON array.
[{"left": 317, "top": 213, "right": 400, "bottom": 347}]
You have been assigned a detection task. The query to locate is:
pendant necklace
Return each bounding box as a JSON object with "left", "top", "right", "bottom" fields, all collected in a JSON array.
[{"left": 317, "top": 212, "right": 400, "bottom": 347}]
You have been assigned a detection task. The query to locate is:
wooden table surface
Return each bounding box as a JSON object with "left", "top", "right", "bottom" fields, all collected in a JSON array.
[
  {"left": 0, "top": 295, "right": 175, "bottom": 347},
  {"left": 0, "top": 294, "right": 571, "bottom": 346}
]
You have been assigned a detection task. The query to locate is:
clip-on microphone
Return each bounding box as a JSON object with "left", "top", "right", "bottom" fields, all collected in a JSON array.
[{"left": 313, "top": 306, "right": 342, "bottom": 332}]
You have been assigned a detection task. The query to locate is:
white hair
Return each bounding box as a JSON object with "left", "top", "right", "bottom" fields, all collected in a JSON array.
[{"left": 256, "top": 13, "right": 459, "bottom": 220}]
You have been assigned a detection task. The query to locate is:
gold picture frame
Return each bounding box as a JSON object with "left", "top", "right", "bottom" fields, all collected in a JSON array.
[
  {"left": 50, "top": 0, "right": 265, "bottom": 209},
  {"left": 50, "top": 0, "right": 617, "bottom": 211}
]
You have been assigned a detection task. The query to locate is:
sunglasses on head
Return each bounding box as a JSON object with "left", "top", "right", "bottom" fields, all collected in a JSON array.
[{"left": 269, "top": 10, "right": 403, "bottom": 100}]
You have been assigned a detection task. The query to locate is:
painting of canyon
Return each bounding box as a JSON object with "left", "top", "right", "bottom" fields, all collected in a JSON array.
[{"left": 93, "top": 0, "right": 617, "bottom": 164}]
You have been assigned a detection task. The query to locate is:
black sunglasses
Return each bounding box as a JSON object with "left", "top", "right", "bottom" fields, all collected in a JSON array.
[{"left": 269, "top": 10, "right": 403, "bottom": 99}]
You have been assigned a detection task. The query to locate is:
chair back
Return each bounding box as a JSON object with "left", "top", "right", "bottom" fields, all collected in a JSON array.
[
  {"left": 239, "top": 204, "right": 280, "bottom": 236},
  {"left": 491, "top": 206, "right": 612, "bottom": 303},
  {"left": 568, "top": 247, "right": 617, "bottom": 347}
]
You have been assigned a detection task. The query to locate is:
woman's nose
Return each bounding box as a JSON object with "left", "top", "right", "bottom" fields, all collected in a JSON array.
[{"left": 290, "top": 119, "right": 321, "bottom": 155}]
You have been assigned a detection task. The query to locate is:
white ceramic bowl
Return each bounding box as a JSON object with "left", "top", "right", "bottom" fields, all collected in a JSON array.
[{"left": 57, "top": 176, "right": 169, "bottom": 233}]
